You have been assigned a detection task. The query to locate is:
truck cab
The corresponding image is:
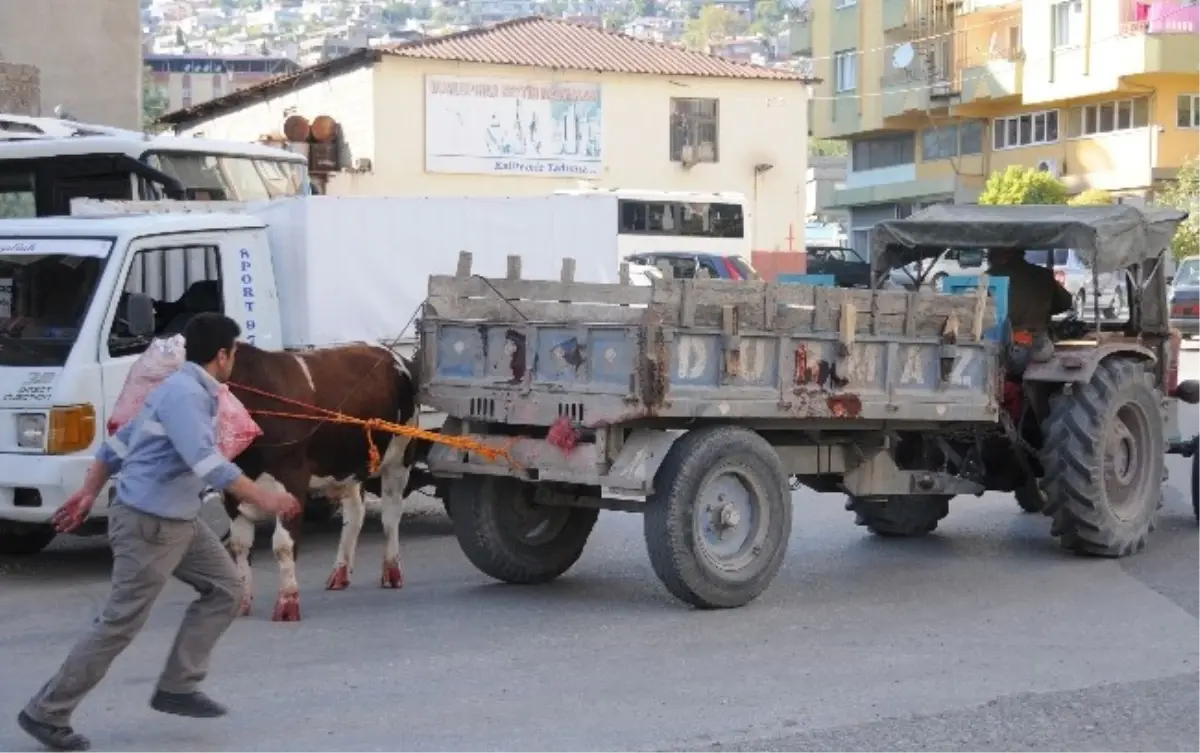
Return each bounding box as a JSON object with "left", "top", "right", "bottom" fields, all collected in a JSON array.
[{"left": 0, "top": 212, "right": 281, "bottom": 554}]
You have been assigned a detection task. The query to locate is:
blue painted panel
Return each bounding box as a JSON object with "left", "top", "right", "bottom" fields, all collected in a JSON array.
[
  {"left": 589, "top": 329, "right": 637, "bottom": 387},
  {"left": 434, "top": 325, "right": 484, "bottom": 379},
  {"left": 484, "top": 327, "right": 526, "bottom": 381},
  {"left": 778, "top": 274, "right": 837, "bottom": 287},
  {"left": 729, "top": 336, "right": 780, "bottom": 388},
  {"left": 534, "top": 328, "right": 587, "bottom": 384},
  {"left": 942, "top": 275, "right": 1009, "bottom": 343}
]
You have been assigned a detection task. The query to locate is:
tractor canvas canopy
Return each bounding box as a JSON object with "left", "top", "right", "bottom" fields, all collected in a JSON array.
[{"left": 870, "top": 204, "right": 1188, "bottom": 275}]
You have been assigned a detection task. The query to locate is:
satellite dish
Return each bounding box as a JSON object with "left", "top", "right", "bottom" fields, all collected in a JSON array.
[{"left": 892, "top": 42, "right": 915, "bottom": 69}]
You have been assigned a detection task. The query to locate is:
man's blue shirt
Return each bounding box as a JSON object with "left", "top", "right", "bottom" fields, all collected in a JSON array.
[{"left": 98, "top": 362, "right": 244, "bottom": 520}]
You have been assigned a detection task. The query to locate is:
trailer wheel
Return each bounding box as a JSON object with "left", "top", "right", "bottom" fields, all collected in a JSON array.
[
  {"left": 1039, "top": 357, "right": 1163, "bottom": 556},
  {"left": 0, "top": 523, "right": 56, "bottom": 556},
  {"left": 449, "top": 475, "right": 597, "bottom": 584},
  {"left": 845, "top": 495, "right": 951, "bottom": 536},
  {"left": 644, "top": 426, "right": 791, "bottom": 610}
]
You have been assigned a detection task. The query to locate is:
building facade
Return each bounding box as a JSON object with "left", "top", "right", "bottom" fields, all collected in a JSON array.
[
  {"left": 158, "top": 17, "right": 812, "bottom": 254},
  {"left": 798, "top": 0, "right": 1199, "bottom": 258},
  {"left": 0, "top": 0, "right": 142, "bottom": 128},
  {"left": 144, "top": 54, "right": 302, "bottom": 112}
]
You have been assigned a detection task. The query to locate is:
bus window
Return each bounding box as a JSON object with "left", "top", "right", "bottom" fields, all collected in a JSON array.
[
  {"left": 0, "top": 171, "right": 35, "bottom": 218},
  {"left": 255, "top": 159, "right": 304, "bottom": 197},
  {"left": 147, "top": 153, "right": 230, "bottom": 200},
  {"left": 144, "top": 152, "right": 306, "bottom": 201},
  {"left": 218, "top": 157, "right": 271, "bottom": 201},
  {"left": 617, "top": 199, "right": 745, "bottom": 238}
]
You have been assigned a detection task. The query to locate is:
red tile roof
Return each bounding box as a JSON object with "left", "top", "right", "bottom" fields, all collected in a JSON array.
[{"left": 381, "top": 16, "right": 810, "bottom": 81}]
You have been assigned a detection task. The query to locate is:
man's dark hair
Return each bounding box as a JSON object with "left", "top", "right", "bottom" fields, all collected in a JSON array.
[{"left": 183, "top": 313, "right": 241, "bottom": 364}]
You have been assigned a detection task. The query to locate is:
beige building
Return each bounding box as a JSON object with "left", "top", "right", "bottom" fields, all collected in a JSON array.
[
  {"left": 157, "top": 17, "right": 812, "bottom": 253},
  {"left": 0, "top": 0, "right": 142, "bottom": 128}
]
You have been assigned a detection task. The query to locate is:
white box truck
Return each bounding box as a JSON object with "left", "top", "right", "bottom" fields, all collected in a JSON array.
[{"left": 0, "top": 194, "right": 619, "bottom": 555}]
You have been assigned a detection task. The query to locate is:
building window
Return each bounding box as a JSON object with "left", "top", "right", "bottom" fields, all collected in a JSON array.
[
  {"left": 834, "top": 49, "right": 857, "bottom": 93},
  {"left": 1066, "top": 96, "right": 1150, "bottom": 137},
  {"left": 1178, "top": 95, "right": 1200, "bottom": 128},
  {"left": 669, "top": 98, "right": 719, "bottom": 163},
  {"left": 852, "top": 133, "right": 915, "bottom": 171},
  {"left": 992, "top": 110, "right": 1059, "bottom": 150},
  {"left": 1052, "top": 0, "right": 1082, "bottom": 48},
  {"left": 960, "top": 121, "right": 984, "bottom": 155},
  {"left": 922, "top": 125, "right": 958, "bottom": 160},
  {"left": 920, "top": 121, "right": 984, "bottom": 160}
]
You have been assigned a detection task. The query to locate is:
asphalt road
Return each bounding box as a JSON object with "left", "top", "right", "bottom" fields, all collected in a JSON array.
[{"left": 1, "top": 349, "right": 1197, "bottom": 752}]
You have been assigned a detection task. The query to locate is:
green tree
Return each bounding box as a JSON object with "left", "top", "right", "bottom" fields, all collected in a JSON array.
[
  {"left": 1155, "top": 157, "right": 1199, "bottom": 262},
  {"left": 683, "top": 4, "right": 748, "bottom": 50},
  {"left": 749, "top": 0, "right": 783, "bottom": 35},
  {"left": 141, "top": 65, "right": 170, "bottom": 132},
  {"left": 430, "top": 5, "right": 457, "bottom": 25},
  {"left": 978, "top": 165, "right": 1068, "bottom": 206},
  {"left": 1067, "top": 188, "right": 1114, "bottom": 206}
]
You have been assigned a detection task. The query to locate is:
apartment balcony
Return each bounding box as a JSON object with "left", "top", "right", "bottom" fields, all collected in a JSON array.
[
  {"left": 956, "top": 0, "right": 1020, "bottom": 14},
  {"left": 883, "top": 0, "right": 908, "bottom": 31},
  {"left": 957, "top": 46, "right": 1023, "bottom": 105},
  {"left": 1113, "top": 0, "right": 1200, "bottom": 76},
  {"left": 880, "top": 66, "right": 956, "bottom": 119}
]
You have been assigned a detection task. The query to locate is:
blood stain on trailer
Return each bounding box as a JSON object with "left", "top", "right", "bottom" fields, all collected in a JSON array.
[
  {"left": 825, "top": 394, "right": 862, "bottom": 418},
  {"left": 504, "top": 329, "right": 527, "bottom": 384}
]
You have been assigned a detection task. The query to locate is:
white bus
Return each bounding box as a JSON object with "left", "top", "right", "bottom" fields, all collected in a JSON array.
[
  {"left": 554, "top": 187, "right": 755, "bottom": 279},
  {"left": 0, "top": 114, "right": 310, "bottom": 218}
]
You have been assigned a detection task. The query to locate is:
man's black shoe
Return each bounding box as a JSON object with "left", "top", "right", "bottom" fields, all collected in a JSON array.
[
  {"left": 149, "top": 690, "right": 227, "bottom": 719},
  {"left": 16, "top": 711, "right": 91, "bottom": 751}
]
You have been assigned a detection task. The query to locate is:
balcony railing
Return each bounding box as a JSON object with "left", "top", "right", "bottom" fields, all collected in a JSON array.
[{"left": 1120, "top": 0, "right": 1199, "bottom": 34}]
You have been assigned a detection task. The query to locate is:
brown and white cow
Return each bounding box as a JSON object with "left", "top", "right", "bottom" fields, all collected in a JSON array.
[{"left": 222, "top": 341, "right": 420, "bottom": 622}]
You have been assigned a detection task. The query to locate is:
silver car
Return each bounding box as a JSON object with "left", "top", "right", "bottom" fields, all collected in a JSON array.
[{"left": 889, "top": 247, "right": 1127, "bottom": 320}]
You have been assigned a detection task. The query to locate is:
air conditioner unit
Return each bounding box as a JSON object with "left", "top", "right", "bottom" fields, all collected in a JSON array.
[{"left": 1035, "top": 158, "right": 1061, "bottom": 176}]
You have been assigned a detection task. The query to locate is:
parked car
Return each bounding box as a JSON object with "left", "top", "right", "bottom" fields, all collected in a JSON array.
[
  {"left": 805, "top": 245, "right": 872, "bottom": 288},
  {"left": 889, "top": 247, "right": 1128, "bottom": 319},
  {"left": 1170, "top": 255, "right": 1199, "bottom": 338},
  {"left": 625, "top": 252, "right": 760, "bottom": 281},
  {"left": 1023, "top": 248, "right": 1128, "bottom": 320},
  {"left": 888, "top": 247, "right": 988, "bottom": 291}
]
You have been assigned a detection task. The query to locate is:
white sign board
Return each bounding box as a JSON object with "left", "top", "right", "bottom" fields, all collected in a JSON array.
[{"left": 424, "top": 75, "right": 603, "bottom": 178}]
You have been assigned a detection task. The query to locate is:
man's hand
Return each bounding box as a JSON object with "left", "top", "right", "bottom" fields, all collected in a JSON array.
[
  {"left": 227, "top": 475, "right": 302, "bottom": 520},
  {"left": 52, "top": 490, "right": 96, "bottom": 534},
  {"left": 259, "top": 489, "right": 302, "bottom": 520}
]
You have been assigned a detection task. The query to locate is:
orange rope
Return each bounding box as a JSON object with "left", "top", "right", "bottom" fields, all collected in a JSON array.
[{"left": 229, "top": 382, "right": 518, "bottom": 475}]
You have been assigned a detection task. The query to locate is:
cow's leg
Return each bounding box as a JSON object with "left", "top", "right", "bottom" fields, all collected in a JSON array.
[
  {"left": 379, "top": 438, "right": 414, "bottom": 589},
  {"left": 325, "top": 482, "right": 365, "bottom": 590},
  {"left": 227, "top": 503, "right": 265, "bottom": 616},
  {"left": 260, "top": 468, "right": 310, "bottom": 622}
]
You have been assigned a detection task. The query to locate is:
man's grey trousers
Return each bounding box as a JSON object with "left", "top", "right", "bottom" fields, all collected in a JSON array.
[{"left": 24, "top": 502, "right": 242, "bottom": 726}]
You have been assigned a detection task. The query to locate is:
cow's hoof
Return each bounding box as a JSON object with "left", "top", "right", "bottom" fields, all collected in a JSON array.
[
  {"left": 381, "top": 560, "right": 404, "bottom": 589},
  {"left": 325, "top": 565, "right": 350, "bottom": 591},
  {"left": 272, "top": 592, "right": 302, "bottom": 622},
  {"left": 237, "top": 598, "right": 252, "bottom": 617}
]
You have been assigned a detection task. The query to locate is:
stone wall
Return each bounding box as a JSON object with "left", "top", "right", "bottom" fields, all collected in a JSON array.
[{"left": 0, "top": 62, "right": 40, "bottom": 116}]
